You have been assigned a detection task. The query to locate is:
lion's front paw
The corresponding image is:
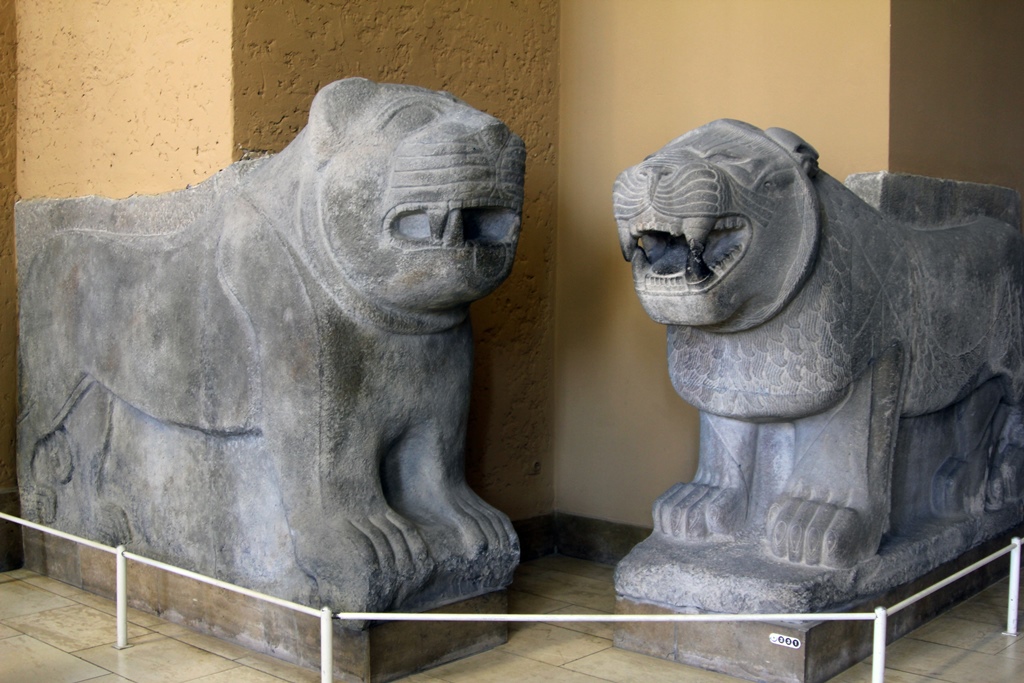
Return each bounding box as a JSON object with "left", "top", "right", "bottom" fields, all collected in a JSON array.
[
  {"left": 766, "top": 496, "right": 870, "bottom": 568},
  {"left": 311, "top": 509, "right": 435, "bottom": 612},
  {"left": 654, "top": 482, "right": 746, "bottom": 540}
]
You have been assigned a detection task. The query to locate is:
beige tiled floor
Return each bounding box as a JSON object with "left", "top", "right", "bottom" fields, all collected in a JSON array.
[{"left": 0, "top": 555, "right": 1021, "bottom": 682}]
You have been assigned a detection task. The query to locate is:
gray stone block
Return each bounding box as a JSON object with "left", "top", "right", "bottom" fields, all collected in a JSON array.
[
  {"left": 16, "top": 78, "right": 525, "bottom": 615},
  {"left": 846, "top": 170, "right": 1021, "bottom": 229},
  {"left": 613, "top": 119, "right": 1024, "bottom": 614}
]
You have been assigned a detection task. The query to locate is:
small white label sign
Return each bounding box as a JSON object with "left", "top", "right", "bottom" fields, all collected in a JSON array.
[{"left": 769, "top": 633, "right": 802, "bottom": 649}]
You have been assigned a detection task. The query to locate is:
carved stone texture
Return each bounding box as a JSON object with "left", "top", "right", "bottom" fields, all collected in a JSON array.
[
  {"left": 16, "top": 78, "right": 525, "bottom": 614},
  {"left": 613, "top": 119, "right": 1024, "bottom": 613}
]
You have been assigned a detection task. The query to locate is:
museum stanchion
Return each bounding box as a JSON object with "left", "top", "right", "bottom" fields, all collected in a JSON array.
[
  {"left": 321, "top": 607, "right": 334, "bottom": 683},
  {"left": 1006, "top": 537, "right": 1021, "bottom": 636},
  {"left": 872, "top": 607, "right": 887, "bottom": 683},
  {"left": 115, "top": 545, "right": 129, "bottom": 650},
  {"left": 1, "top": 512, "right": 1021, "bottom": 683}
]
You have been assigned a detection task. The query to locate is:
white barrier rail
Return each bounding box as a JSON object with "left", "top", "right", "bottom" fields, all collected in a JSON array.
[{"left": 1, "top": 511, "right": 1019, "bottom": 683}]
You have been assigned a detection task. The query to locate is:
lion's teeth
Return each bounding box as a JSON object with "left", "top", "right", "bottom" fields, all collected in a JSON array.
[
  {"left": 714, "top": 216, "right": 744, "bottom": 231},
  {"left": 708, "top": 245, "right": 740, "bottom": 273}
]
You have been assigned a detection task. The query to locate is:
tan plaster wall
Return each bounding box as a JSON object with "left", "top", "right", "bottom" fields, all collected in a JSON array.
[
  {"left": 16, "top": 0, "right": 233, "bottom": 199},
  {"left": 0, "top": 0, "right": 15, "bottom": 490},
  {"left": 890, "top": 0, "right": 1024, "bottom": 201},
  {"left": 555, "top": 0, "right": 892, "bottom": 526},
  {"left": 233, "top": 1, "right": 559, "bottom": 521}
]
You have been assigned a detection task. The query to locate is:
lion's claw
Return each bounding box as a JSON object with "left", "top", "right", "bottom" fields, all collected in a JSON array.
[
  {"left": 309, "top": 510, "right": 434, "bottom": 613},
  {"left": 654, "top": 482, "right": 745, "bottom": 539},
  {"left": 444, "top": 484, "right": 518, "bottom": 560},
  {"left": 767, "top": 496, "right": 865, "bottom": 568}
]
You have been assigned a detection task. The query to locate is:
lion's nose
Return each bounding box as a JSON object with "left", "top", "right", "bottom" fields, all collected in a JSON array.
[
  {"left": 440, "top": 207, "right": 520, "bottom": 247},
  {"left": 638, "top": 163, "right": 679, "bottom": 200}
]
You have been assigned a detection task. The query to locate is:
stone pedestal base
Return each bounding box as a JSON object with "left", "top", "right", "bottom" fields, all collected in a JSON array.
[
  {"left": 23, "top": 529, "right": 507, "bottom": 682},
  {"left": 615, "top": 526, "right": 1021, "bottom": 683}
]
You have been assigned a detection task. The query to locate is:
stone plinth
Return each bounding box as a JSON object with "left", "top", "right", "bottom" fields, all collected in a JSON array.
[
  {"left": 615, "top": 524, "right": 1022, "bottom": 683},
  {"left": 23, "top": 529, "right": 506, "bottom": 682}
]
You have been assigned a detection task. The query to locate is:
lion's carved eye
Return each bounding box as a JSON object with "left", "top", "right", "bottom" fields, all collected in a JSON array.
[
  {"left": 381, "top": 104, "right": 440, "bottom": 133},
  {"left": 396, "top": 211, "right": 432, "bottom": 240},
  {"left": 760, "top": 171, "right": 794, "bottom": 193}
]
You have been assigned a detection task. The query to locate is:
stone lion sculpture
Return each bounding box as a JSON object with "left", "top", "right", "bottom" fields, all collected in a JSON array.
[
  {"left": 17, "top": 78, "right": 524, "bottom": 613},
  {"left": 613, "top": 119, "right": 1024, "bottom": 572}
]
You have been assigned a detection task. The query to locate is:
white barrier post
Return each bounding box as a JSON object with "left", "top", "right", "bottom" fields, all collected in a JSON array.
[
  {"left": 871, "top": 606, "right": 887, "bottom": 683},
  {"left": 114, "top": 545, "right": 130, "bottom": 649},
  {"left": 1005, "top": 537, "right": 1021, "bottom": 637},
  {"left": 321, "top": 607, "right": 333, "bottom": 683}
]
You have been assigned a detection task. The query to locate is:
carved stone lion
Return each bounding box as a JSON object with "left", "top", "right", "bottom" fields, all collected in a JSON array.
[
  {"left": 614, "top": 119, "right": 1024, "bottom": 572},
  {"left": 17, "top": 78, "right": 524, "bottom": 612}
]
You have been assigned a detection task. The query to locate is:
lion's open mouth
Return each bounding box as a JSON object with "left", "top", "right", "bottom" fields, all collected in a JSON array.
[
  {"left": 386, "top": 201, "right": 520, "bottom": 248},
  {"left": 634, "top": 214, "right": 749, "bottom": 292}
]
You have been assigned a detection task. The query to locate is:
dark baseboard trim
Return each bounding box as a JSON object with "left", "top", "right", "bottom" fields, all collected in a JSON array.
[
  {"left": 512, "top": 514, "right": 556, "bottom": 562},
  {"left": 513, "top": 511, "right": 651, "bottom": 565},
  {"left": 553, "top": 512, "right": 651, "bottom": 565},
  {"left": 0, "top": 487, "right": 24, "bottom": 571}
]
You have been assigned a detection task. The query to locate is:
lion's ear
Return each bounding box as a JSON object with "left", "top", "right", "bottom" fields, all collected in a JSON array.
[
  {"left": 765, "top": 127, "right": 820, "bottom": 178},
  {"left": 306, "top": 78, "right": 380, "bottom": 160}
]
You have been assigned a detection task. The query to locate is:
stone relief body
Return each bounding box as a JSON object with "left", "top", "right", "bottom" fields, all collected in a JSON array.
[
  {"left": 16, "top": 78, "right": 524, "bottom": 613},
  {"left": 614, "top": 119, "right": 1024, "bottom": 573}
]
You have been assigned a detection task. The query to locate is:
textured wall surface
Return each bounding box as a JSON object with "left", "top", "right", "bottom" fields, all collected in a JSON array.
[
  {"left": 0, "top": 0, "right": 14, "bottom": 492},
  {"left": 890, "top": 0, "right": 1024, "bottom": 201},
  {"left": 16, "top": 0, "right": 233, "bottom": 198},
  {"left": 233, "top": 0, "right": 559, "bottom": 521},
  {"left": 556, "top": 0, "right": 892, "bottom": 526}
]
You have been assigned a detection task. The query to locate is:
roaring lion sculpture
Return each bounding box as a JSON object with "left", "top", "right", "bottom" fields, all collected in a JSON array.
[
  {"left": 17, "top": 78, "right": 524, "bottom": 613},
  {"left": 613, "top": 119, "right": 1024, "bottom": 578}
]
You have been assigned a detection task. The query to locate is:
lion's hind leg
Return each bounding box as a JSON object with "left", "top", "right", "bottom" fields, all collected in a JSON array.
[
  {"left": 655, "top": 412, "right": 757, "bottom": 540},
  {"left": 20, "top": 428, "right": 72, "bottom": 523},
  {"left": 986, "top": 404, "right": 1024, "bottom": 510},
  {"left": 931, "top": 379, "right": 1004, "bottom": 518},
  {"left": 17, "top": 374, "right": 96, "bottom": 523},
  {"left": 18, "top": 375, "right": 122, "bottom": 535}
]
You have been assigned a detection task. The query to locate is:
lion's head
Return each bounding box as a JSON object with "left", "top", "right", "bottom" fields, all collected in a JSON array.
[
  {"left": 283, "top": 78, "right": 525, "bottom": 327},
  {"left": 614, "top": 119, "right": 821, "bottom": 332}
]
